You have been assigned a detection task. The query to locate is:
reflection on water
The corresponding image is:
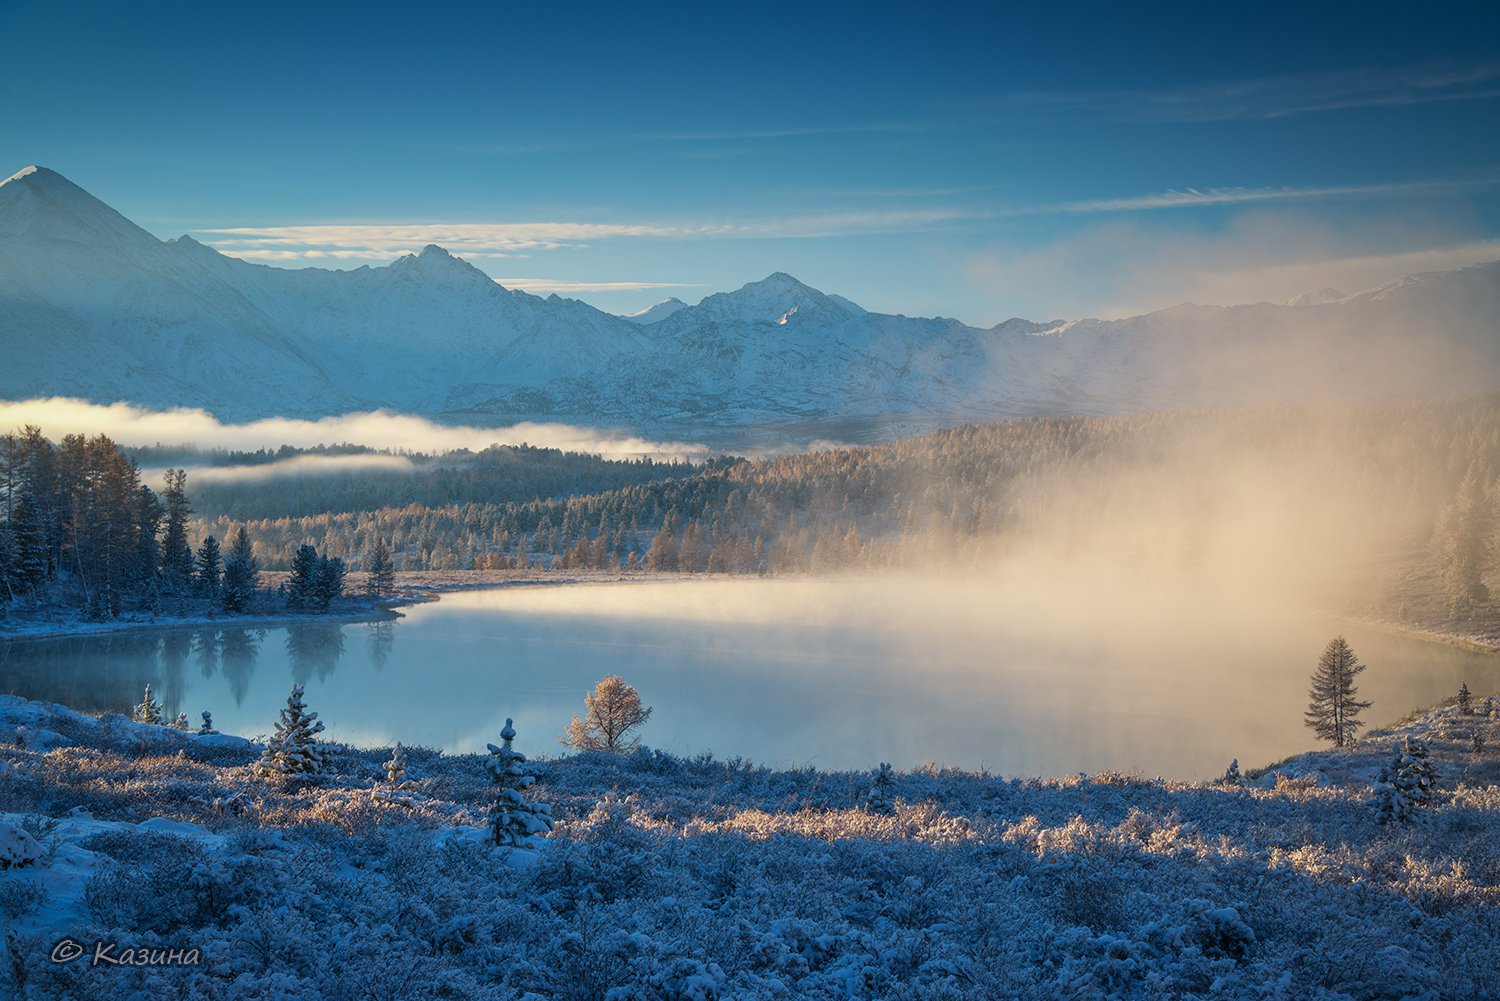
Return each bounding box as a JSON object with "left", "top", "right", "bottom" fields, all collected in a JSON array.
[{"left": 1, "top": 579, "right": 1497, "bottom": 778}]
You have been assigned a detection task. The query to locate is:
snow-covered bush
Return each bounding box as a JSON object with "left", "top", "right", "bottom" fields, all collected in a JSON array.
[
  {"left": 485, "top": 717, "right": 553, "bottom": 847},
  {"left": 199, "top": 711, "right": 216, "bottom": 735},
  {"left": 0, "top": 819, "right": 41, "bottom": 869},
  {"left": 1221, "top": 758, "right": 1243, "bottom": 786},
  {"left": 254, "top": 684, "right": 327, "bottom": 779}
]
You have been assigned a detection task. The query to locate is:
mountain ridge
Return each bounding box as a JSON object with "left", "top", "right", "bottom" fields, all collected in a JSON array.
[{"left": 3, "top": 166, "right": 1499, "bottom": 443}]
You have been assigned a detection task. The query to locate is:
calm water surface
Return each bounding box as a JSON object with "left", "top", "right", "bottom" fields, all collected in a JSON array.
[{"left": 2, "top": 578, "right": 1495, "bottom": 778}]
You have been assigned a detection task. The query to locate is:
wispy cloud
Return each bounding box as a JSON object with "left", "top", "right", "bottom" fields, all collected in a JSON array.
[
  {"left": 195, "top": 177, "right": 1496, "bottom": 265},
  {"left": 1020, "top": 63, "right": 1500, "bottom": 124},
  {"left": 494, "top": 278, "right": 703, "bottom": 294}
]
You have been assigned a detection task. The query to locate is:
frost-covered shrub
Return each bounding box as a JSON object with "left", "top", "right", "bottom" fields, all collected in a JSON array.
[
  {"left": 0, "top": 819, "right": 42, "bottom": 869},
  {"left": 1221, "top": 758, "right": 1243, "bottom": 786}
]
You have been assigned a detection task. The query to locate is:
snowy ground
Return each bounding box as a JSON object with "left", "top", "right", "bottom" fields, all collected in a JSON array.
[{"left": 1, "top": 693, "right": 1498, "bottom": 999}]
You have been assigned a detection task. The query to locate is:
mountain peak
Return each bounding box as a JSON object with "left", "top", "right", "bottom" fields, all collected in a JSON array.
[
  {"left": 689, "top": 271, "right": 860, "bottom": 328},
  {"left": 0, "top": 164, "right": 163, "bottom": 249},
  {"left": 622, "top": 297, "right": 689, "bottom": 324}
]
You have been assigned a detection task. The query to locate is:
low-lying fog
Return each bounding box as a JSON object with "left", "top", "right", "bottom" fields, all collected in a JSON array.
[{"left": 4, "top": 576, "right": 1492, "bottom": 778}]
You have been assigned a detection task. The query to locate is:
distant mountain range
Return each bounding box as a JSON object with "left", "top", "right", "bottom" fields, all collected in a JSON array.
[{"left": 3, "top": 165, "right": 1499, "bottom": 444}]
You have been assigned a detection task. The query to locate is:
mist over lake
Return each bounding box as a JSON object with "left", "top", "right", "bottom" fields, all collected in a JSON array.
[{"left": 3, "top": 578, "right": 1493, "bottom": 778}]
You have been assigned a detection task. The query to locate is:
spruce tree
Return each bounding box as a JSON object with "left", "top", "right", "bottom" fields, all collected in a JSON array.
[
  {"left": 221, "top": 554, "right": 255, "bottom": 613},
  {"left": 372, "top": 741, "right": 419, "bottom": 808},
  {"left": 1304, "top": 637, "right": 1372, "bottom": 748},
  {"left": 196, "top": 535, "right": 222, "bottom": 597},
  {"left": 1222, "top": 758, "right": 1243, "bottom": 786},
  {"left": 1457, "top": 681, "right": 1473, "bottom": 714},
  {"left": 198, "top": 711, "right": 216, "bottom": 735},
  {"left": 485, "top": 718, "right": 554, "bottom": 847},
  {"left": 366, "top": 539, "right": 395, "bottom": 598},
  {"left": 286, "top": 545, "right": 320, "bottom": 609},
  {"left": 255, "top": 684, "right": 327, "bottom": 778},
  {"left": 313, "top": 555, "right": 346, "bottom": 611},
  {"left": 1371, "top": 737, "right": 1436, "bottom": 824},
  {"left": 132, "top": 684, "right": 163, "bottom": 725},
  {"left": 159, "top": 469, "right": 194, "bottom": 585},
  {"left": 867, "top": 762, "right": 896, "bottom": 814},
  {"left": 170, "top": 712, "right": 190, "bottom": 731}
]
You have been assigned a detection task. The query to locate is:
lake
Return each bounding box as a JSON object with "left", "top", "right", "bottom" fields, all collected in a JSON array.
[{"left": 2, "top": 577, "right": 1495, "bottom": 778}]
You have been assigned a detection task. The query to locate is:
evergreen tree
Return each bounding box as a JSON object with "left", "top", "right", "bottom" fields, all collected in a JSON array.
[
  {"left": 255, "top": 684, "right": 327, "bottom": 778},
  {"left": 221, "top": 554, "right": 255, "bottom": 613},
  {"left": 196, "top": 535, "right": 222, "bottom": 596},
  {"left": 132, "top": 485, "right": 163, "bottom": 595},
  {"left": 372, "top": 741, "right": 419, "bottom": 808},
  {"left": 561, "top": 675, "right": 652, "bottom": 752},
  {"left": 485, "top": 718, "right": 553, "bottom": 847},
  {"left": 132, "top": 684, "right": 163, "bottom": 725},
  {"left": 286, "top": 544, "right": 320, "bottom": 609},
  {"left": 169, "top": 712, "right": 190, "bottom": 731},
  {"left": 9, "top": 492, "right": 47, "bottom": 592},
  {"left": 1371, "top": 737, "right": 1436, "bottom": 824},
  {"left": 313, "top": 555, "right": 346, "bottom": 611},
  {"left": 1222, "top": 758, "right": 1243, "bottom": 786},
  {"left": 365, "top": 539, "right": 395, "bottom": 598},
  {"left": 228, "top": 527, "right": 258, "bottom": 584},
  {"left": 198, "top": 711, "right": 216, "bottom": 735},
  {"left": 867, "top": 762, "right": 896, "bottom": 814},
  {"left": 1304, "top": 636, "right": 1372, "bottom": 748},
  {"left": 159, "top": 468, "right": 194, "bottom": 585},
  {"left": 1457, "top": 681, "right": 1473, "bottom": 714}
]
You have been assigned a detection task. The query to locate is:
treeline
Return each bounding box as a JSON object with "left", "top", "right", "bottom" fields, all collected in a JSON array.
[
  {"left": 0, "top": 427, "right": 356, "bottom": 620},
  {"left": 198, "top": 396, "right": 1500, "bottom": 612},
  {"left": 149, "top": 443, "right": 707, "bottom": 521}
]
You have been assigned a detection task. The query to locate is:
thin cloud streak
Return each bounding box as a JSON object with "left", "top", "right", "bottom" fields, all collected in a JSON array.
[
  {"left": 193, "top": 178, "right": 1495, "bottom": 264},
  {"left": 1018, "top": 63, "right": 1500, "bottom": 124}
]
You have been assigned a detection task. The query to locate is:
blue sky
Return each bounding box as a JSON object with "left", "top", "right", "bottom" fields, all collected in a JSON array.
[{"left": 3, "top": 0, "right": 1499, "bottom": 322}]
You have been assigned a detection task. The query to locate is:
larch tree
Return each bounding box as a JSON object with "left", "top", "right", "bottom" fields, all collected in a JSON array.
[
  {"left": 562, "top": 675, "right": 652, "bottom": 753},
  {"left": 1304, "top": 636, "right": 1372, "bottom": 748},
  {"left": 366, "top": 539, "right": 395, "bottom": 598}
]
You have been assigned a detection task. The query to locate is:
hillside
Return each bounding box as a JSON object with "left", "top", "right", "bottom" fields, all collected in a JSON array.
[
  {"left": 4, "top": 166, "right": 1500, "bottom": 442},
  {"left": 1, "top": 692, "right": 1496, "bottom": 998}
]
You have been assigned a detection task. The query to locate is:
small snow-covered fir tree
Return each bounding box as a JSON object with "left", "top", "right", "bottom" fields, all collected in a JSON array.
[
  {"left": 1371, "top": 737, "right": 1436, "bottom": 824},
  {"left": 1222, "top": 758, "right": 1243, "bottom": 786},
  {"left": 198, "top": 711, "right": 216, "bottom": 735},
  {"left": 867, "top": 762, "right": 896, "bottom": 814},
  {"left": 255, "top": 684, "right": 327, "bottom": 779},
  {"left": 485, "top": 718, "right": 553, "bottom": 847},
  {"left": 132, "top": 685, "right": 162, "bottom": 725},
  {"left": 170, "top": 712, "right": 189, "bottom": 731},
  {"left": 372, "top": 741, "right": 419, "bottom": 808},
  {"left": 1457, "top": 681, "right": 1472, "bottom": 714}
]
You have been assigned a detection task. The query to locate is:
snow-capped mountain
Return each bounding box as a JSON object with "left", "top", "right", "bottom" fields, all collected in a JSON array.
[
  {"left": 3, "top": 165, "right": 1499, "bottom": 442},
  {"left": 621, "top": 297, "right": 689, "bottom": 324}
]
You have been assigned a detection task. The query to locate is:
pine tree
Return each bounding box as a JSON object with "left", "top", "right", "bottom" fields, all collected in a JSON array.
[
  {"left": 132, "top": 684, "right": 162, "bottom": 725},
  {"left": 1222, "top": 758, "right": 1243, "bottom": 786},
  {"left": 561, "top": 675, "right": 652, "bottom": 752},
  {"left": 867, "top": 762, "right": 896, "bottom": 814},
  {"left": 255, "top": 684, "right": 327, "bottom": 778},
  {"left": 366, "top": 539, "right": 395, "bottom": 598},
  {"left": 485, "top": 718, "right": 553, "bottom": 847},
  {"left": 1457, "top": 681, "right": 1473, "bottom": 714},
  {"left": 286, "top": 545, "right": 320, "bottom": 609},
  {"left": 313, "top": 555, "right": 346, "bottom": 611},
  {"left": 1304, "top": 636, "right": 1372, "bottom": 748},
  {"left": 196, "top": 535, "right": 222, "bottom": 596},
  {"left": 159, "top": 468, "right": 194, "bottom": 585},
  {"left": 372, "top": 741, "right": 419, "bottom": 808},
  {"left": 1371, "top": 737, "right": 1436, "bottom": 824}
]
